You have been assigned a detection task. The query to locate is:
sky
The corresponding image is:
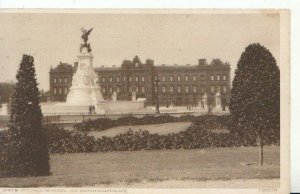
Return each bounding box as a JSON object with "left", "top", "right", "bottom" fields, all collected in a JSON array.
[{"left": 0, "top": 12, "right": 280, "bottom": 90}]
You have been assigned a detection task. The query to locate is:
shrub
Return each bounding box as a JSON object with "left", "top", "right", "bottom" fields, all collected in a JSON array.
[
  {"left": 0, "top": 55, "right": 50, "bottom": 177},
  {"left": 43, "top": 114, "right": 279, "bottom": 154},
  {"left": 73, "top": 114, "right": 198, "bottom": 132}
]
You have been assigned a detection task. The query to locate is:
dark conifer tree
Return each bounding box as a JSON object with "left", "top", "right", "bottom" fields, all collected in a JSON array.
[
  {"left": 0, "top": 54, "right": 50, "bottom": 177},
  {"left": 229, "top": 43, "right": 280, "bottom": 165}
]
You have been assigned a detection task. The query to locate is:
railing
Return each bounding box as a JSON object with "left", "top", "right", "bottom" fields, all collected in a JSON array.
[{"left": 42, "top": 111, "right": 230, "bottom": 125}]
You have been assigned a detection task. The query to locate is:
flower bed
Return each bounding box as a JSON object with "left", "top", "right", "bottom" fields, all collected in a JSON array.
[
  {"left": 0, "top": 115, "right": 280, "bottom": 155},
  {"left": 73, "top": 114, "right": 226, "bottom": 132}
]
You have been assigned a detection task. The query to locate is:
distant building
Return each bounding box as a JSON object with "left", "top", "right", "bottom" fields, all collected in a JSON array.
[{"left": 49, "top": 56, "right": 231, "bottom": 107}]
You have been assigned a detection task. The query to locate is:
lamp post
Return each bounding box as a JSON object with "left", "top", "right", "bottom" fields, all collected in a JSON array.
[
  {"left": 166, "top": 88, "right": 169, "bottom": 108},
  {"left": 154, "top": 77, "right": 160, "bottom": 114}
]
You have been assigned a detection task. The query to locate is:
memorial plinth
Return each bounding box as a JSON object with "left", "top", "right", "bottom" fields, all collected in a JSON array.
[
  {"left": 66, "top": 50, "right": 103, "bottom": 105},
  {"left": 40, "top": 28, "right": 146, "bottom": 115}
]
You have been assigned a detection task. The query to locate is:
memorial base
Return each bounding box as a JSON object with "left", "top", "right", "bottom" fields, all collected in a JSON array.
[{"left": 41, "top": 99, "right": 146, "bottom": 115}]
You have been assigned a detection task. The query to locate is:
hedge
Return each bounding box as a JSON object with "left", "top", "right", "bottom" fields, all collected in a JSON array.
[
  {"left": 0, "top": 115, "right": 280, "bottom": 155},
  {"left": 73, "top": 114, "right": 228, "bottom": 132}
]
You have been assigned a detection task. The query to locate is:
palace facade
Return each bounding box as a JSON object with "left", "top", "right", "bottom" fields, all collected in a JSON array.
[{"left": 49, "top": 56, "right": 231, "bottom": 107}]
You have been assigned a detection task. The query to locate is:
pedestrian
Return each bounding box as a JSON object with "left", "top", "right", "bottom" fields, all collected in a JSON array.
[
  {"left": 92, "top": 105, "right": 96, "bottom": 114},
  {"left": 89, "top": 105, "right": 92, "bottom": 114}
]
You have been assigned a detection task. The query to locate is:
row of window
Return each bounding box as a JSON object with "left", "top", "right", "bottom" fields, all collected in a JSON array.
[
  {"left": 53, "top": 87, "right": 69, "bottom": 95},
  {"left": 156, "top": 85, "right": 227, "bottom": 94},
  {"left": 54, "top": 74, "right": 227, "bottom": 84},
  {"left": 101, "top": 76, "right": 145, "bottom": 83},
  {"left": 53, "top": 77, "right": 69, "bottom": 84},
  {"left": 102, "top": 86, "right": 146, "bottom": 93},
  {"left": 210, "top": 75, "right": 227, "bottom": 81},
  {"left": 101, "top": 85, "right": 227, "bottom": 94},
  {"left": 53, "top": 85, "right": 227, "bottom": 95},
  {"left": 156, "top": 74, "right": 227, "bottom": 82}
]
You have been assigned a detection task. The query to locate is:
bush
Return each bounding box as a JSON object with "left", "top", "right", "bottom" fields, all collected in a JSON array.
[
  {"left": 43, "top": 114, "right": 279, "bottom": 154},
  {"left": 1, "top": 115, "right": 280, "bottom": 156},
  {"left": 45, "top": 124, "right": 96, "bottom": 153},
  {"left": 73, "top": 114, "right": 197, "bottom": 132}
]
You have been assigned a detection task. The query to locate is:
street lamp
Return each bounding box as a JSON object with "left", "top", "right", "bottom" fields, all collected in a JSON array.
[
  {"left": 166, "top": 88, "right": 169, "bottom": 108},
  {"left": 154, "top": 77, "right": 160, "bottom": 114}
]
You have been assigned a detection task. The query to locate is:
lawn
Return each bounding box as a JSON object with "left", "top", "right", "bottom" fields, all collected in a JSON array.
[
  {"left": 0, "top": 146, "right": 279, "bottom": 187},
  {"left": 88, "top": 122, "right": 192, "bottom": 138}
]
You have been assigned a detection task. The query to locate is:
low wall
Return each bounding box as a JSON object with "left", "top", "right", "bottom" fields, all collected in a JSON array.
[
  {"left": 96, "top": 100, "right": 145, "bottom": 114},
  {"left": 41, "top": 100, "right": 146, "bottom": 115},
  {"left": 0, "top": 103, "right": 11, "bottom": 115}
]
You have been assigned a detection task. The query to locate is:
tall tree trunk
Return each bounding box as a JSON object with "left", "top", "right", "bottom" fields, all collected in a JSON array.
[{"left": 260, "top": 127, "right": 264, "bottom": 166}]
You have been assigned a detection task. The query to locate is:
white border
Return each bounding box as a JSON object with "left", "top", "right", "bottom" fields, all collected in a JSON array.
[{"left": 0, "top": 0, "right": 299, "bottom": 192}]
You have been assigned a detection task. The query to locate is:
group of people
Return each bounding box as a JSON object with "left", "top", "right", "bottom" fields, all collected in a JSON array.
[
  {"left": 88, "top": 105, "right": 96, "bottom": 114},
  {"left": 186, "top": 105, "right": 195, "bottom": 110}
]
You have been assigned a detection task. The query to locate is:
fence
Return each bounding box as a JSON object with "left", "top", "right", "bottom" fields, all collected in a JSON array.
[{"left": 42, "top": 111, "right": 230, "bottom": 125}]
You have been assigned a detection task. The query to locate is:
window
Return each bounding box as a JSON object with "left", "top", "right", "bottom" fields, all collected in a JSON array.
[
  {"left": 170, "top": 75, "right": 173, "bottom": 82},
  {"left": 177, "top": 75, "right": 181, "bottom": 81},
  {"left": 64, "top": 88, "right": 68, "bottom": 94},
  {"left": 109, "top": 87, "right": 113, "bottom": 93},
  {"left": 193, "top": 75, "right": 197, "bottom": 81},
  {"left": 53, "top": 87, "right": 57, "bottom": 94},
  {"left": 211, "top": 75, "right": 214, "bottom": 81},
  {"left": 154, "top": 86, "right": 157, "bottom": 93},
  {"left": 117, "top": 77, "right": 120, "bottom": 82},
  {"left": 170, "top": 86, "right": 174, "bottom": 93},
  {"left": 102, "top": 87, "right": 106, "bottom": 93},
  {"left": 193, "top": 86, "right": 197, "bottom": 93},
  {"left": 201, "top": 86, "right": 205, "bottom": 93},
  {"left": 141, "top": 76, "right": 145, "bottom": 82},
  {"left": 123, "top": 76, "right": 126, "bottom": 82},
  {"left": 109, "top": 77, "right": 113, "bottom": 82},
  {"left": 59, "top": 78, "right": 62, "bottom": 83},
  {"left": 117, "top": 87, "right": 120, "bottom": 93},
  {"left": 136, "top": 86, "right": 139, "bottom": 92},
  {"left": 223, "top": 86, "right": 227, "bottom": 93},
  {"left": 216, "top": 86, "right": 221, "bottom": 92},
  {"left": 129, "top": 76, "right": 132, "bottom": 82},
  {"left": 102, "top": 77, "right": 106, "bottom": 82},
  {"left": 129, "top": 87, "right": 132, "bottom": 93},
  {"left": 185, "top": 75, "right": 189, "bottom": 81},
  {"left": 162, "top": 86, "right": 166, "bottom": 93},
  {"left": 135, "top": 76, "right": 139, "bottom": 82},
  {"left": 59, "top": 88, "right": 62, "bottom": 94},
  {"left": 64, "top": 77, "right": 68, "bottom": 83},
  {"left": 177, "top": 86, "right": 181, "bottom": 93},
  {"left": 54, "top": 78, "right": 57, "bottom": 83},
  {"left": 223, "top": 75, "right": 227, "bottom": 81},
  {"left": 185, "top": 86, "right": 189, "bottom": 93},
  {"left": 162, "top": 76, "right": 166, "bottom": 82},
  {"left": 200, "top": 75, "right": 205, "bottom": 80},
  {"left": 211, "top": 86, "right": 214, "bottom": 93},
  {"left": 141, "top": 86, "right": 145, "bottom": 93},
  {"left": 154, "top": 75, "right": 158, "bottom": 80}
]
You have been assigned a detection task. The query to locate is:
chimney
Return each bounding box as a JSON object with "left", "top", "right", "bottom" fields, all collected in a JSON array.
[
  {"left": 146, "top": 59, "right": 154, "bottom": 66},
  {"left": 198, "top": 59, "right": 207, "bottom": 66}
]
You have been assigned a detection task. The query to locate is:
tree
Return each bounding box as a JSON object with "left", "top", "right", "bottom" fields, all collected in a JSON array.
[
  {"left": 229, "top": 43, "right": 280, "bottom": 165},
  {"left": 0, "top": 54, "right": 50, "bottom": 177}
]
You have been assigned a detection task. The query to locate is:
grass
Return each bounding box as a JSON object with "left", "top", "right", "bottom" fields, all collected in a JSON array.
[
  {"left": 0, "top": 146, "right": 279, "bottom": 187},
  {"left": 88, "top": 122, "right": 192, "bottom": 138}
]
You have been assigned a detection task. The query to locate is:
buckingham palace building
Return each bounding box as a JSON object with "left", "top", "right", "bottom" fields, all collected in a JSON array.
[{"left": 49, "top": 56, "right": 231, "bottom": 107}]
